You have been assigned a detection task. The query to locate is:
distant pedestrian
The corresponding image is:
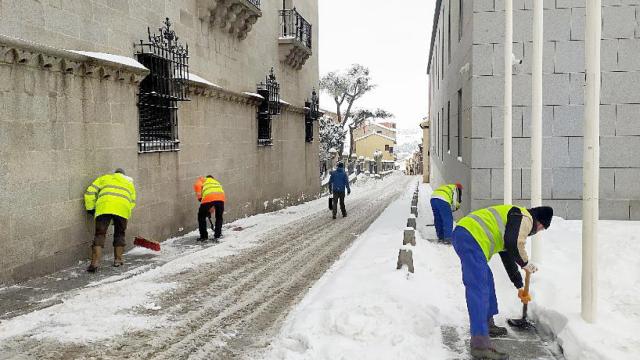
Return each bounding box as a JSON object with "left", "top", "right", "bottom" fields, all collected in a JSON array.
[
  {"left": 328, "top": 162, "right": 351, "bottom": 219},
  {"left": 194, "top": 175, "right": 225, "bottom": 241},
  {"left": 452, "top": 205, "right": 554, "bottom": 360},
  {"left": 430, "top": 183, "right": 463, "bottom": 243},
  {"left": 84, "top": 168, "right": 136, "bottom": 273}
]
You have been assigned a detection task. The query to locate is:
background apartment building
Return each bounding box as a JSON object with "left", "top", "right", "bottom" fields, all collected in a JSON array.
[
  {"left": 428, "top": 0, "right": 640, "bottom": 220},
  {"left": 0, "top": 0, "right": 320, "bottom": 283},
  {"left": 353, "top": 121, "right": 397, "bottom": 161}
]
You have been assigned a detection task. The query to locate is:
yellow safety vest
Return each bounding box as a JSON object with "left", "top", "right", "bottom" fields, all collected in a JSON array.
[
  {"left": 84, "top": 173, "right": 136, "bottom": 219},
  {"left": 201, "top": 178, "right": 225, "bottom": 203},
  {"left": 432, "top": 184, "right": 460, "bottom": 210},
  {"left": 457, "top": 205, "right": 531, "bottom": 261}
]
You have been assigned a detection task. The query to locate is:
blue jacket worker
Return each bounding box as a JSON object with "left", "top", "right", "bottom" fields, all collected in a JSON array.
[
  {"left": 328, "top": 163, "right": 351, "bottom": 219},
  {"left": 430, "top": 183, "right": 463, "bottom": 243}
]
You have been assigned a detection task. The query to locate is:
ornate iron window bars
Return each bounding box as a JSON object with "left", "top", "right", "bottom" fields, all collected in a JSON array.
[
  {"left": 247, "top": 0, "right": 260, "bottom": 9},
  {"left": 256, "top": 68, "right": 281, "bottom": 145},
  {"left": 279, "top": 8, "right": 312, "bottom": 50},
  {"left": 304, "top": 89, "right": 319, "bottom": 143},
  {"left": 135, "top": 18, "right": 190, "bottom": 153}
]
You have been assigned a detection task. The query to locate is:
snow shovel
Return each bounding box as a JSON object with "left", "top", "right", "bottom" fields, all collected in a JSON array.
[{"left": 508, "top": 271, "right": 535, "bottom": 330}]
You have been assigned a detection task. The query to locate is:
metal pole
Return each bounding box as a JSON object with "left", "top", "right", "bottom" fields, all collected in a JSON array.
[
  {"left": 504, "top": 0, "right": 513, "bottom": 205},
  {"left": 530, "top": 0, "right": 543, "bottom": 262},
  {"left": 582, "top": 0, "right": 601, "bottom": 324}
]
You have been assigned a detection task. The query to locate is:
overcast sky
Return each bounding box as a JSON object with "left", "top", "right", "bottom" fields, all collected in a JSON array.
[{"left": 318, "top": 0, "right": 436, "bottom": 130}]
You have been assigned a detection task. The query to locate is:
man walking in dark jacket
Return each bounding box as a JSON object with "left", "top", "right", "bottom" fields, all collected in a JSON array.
[{"left": 329, "top": 162, "right": 351, "bottom": 219}]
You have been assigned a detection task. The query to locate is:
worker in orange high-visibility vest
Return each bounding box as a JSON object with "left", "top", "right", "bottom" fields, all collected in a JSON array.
[{"left": 194, "top": 175, "right": 225, "bottom": 242}]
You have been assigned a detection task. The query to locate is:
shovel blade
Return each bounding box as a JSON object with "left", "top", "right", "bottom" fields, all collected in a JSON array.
[{"left": 507, "top": 317, "right": 534, "bottom": 330}]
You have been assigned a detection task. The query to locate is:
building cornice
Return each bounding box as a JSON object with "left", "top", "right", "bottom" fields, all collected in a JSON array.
[
  {"left": 427, "top": 0, "right": 443, "bottom": 75},
  {"left": 0, "top": 34, "right": 149, "bottom": 83}
]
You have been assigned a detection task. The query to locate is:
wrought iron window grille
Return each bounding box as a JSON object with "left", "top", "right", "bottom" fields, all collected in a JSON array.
[
  {"left": 135, "top": 18, "right": 190, "bottom": 153},
  {"left": 304, "top": 89, "right": 319, "bottom": 143},
  {"left": 279, "top": 8, "right": 312, "bottom": 50},
  {"left": 247, "top": 0, "right": 260, "bottom": 9},
  {"left": 256, "top": 68, "right": 280, "bottom": 146}
]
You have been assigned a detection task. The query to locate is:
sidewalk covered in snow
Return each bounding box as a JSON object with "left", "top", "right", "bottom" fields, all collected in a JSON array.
[{"left": 261, "top": 181, "right": 639, "bottom": 360}]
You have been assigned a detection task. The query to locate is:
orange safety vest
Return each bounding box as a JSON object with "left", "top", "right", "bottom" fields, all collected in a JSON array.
[{"left": 194, "top": 177, "right": 225, "bottom": 203}]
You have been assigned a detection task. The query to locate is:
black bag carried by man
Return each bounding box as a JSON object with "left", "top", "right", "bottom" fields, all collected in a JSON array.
[{"left": 328, "top": 196, "right": 333, "bottom": 210}]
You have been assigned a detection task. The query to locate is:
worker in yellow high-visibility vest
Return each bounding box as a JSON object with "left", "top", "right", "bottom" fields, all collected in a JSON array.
[
  {"left": 430, "top": 183, "right": 463, "bottom": 243},
  {"left": 452, "top": 205, "right": 553, "bottom": 360},
  {"left": 84, "top": 168, "right": 136, "bottom": 273}
]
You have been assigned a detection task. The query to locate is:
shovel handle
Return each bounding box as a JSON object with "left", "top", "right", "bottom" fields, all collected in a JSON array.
[{"left": 523, "top": 270, "right": 531, "bottom": 294}]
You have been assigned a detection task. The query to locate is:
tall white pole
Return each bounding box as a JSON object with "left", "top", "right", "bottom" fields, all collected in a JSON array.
[
  {"left": 582, "top": 0, "right": 600, "bottom": 324},
  {"left": 504, "top": 0, "right": 513, "bottom": 205},
  {"left": 530, "top": 0, "right": 543, "bottom": 262}
]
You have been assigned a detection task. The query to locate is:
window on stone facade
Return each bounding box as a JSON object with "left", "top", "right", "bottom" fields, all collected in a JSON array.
[
  {"left": 135, "top": 18, "right": 189, "bottom": 153},
  {"left": 457, "top": 89, "right": 463, "bottom": 159},
  {"left": 458, "top": 0, "right": 463, "bottom": 42},
  {"left": 304, "top": 89, "right": 319, "bottom": 143},
  {"left": 385, "top": 144, "right": 390, "bottom": 151},
  {"left": 441, "top": 18, "right": 445, "bottom": 76},
  {"left": 257, "top": 68, "right": 281, "bottom": 146},
  {"left": 389, "top": 146, "right": 394, "bottom": 154},
  {"left": 441, "top": 107, "right": 445, "bottom": 159},
  {"left": 447, "top": 101, "right": 451, "bottom": 153},
  {"left": 448, "top": 0, "right": 451, "bottom": 64}
]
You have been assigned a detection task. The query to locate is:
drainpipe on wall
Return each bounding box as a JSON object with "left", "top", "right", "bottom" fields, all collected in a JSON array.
[
  {"left": 582, "top": 0, "right": 601, "bottom": 324},
  {"left": 530, "top": 0, "right": 543, "bottom": 262},
  {"left": 504, "top": 0, "right": 513, "bottom": 205}
]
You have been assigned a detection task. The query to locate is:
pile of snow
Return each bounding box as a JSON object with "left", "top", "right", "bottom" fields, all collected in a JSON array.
[{"left": 513, "top": 220, "right": 640, "bottom": 360}]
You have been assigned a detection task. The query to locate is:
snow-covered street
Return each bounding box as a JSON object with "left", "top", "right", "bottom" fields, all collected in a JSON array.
[
  {"left": 1, "top": 176, "right": 639, "bottom": 360},
  {"left": 0, "top": 174, "right": 412, "bottom": 359}
]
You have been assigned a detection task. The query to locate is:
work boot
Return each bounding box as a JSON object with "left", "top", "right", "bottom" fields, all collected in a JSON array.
[
  {"left": 113, "top": 246, "right": 125, "bottom": 267},
  {"left": 470, "top": 336, "right": 509, "bottom": 360},
  {"left": 489, "top": 318, "right": 508, "bottom": 337},
  {"left": 87, "top": 246, "right": 102, "bottom": 273},
  {"left": 470, "top": 347, "right": 509, "bottom": 360}
]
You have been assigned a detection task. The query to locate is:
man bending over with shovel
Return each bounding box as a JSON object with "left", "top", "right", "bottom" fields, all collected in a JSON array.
[{"left": 451, "top": 205, "right": 553, "bottom": 360}]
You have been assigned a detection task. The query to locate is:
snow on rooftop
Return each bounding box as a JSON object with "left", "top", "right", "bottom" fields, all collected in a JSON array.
[
  {"left": 243, "top": 92, "right": 265, "bottom": 99},
  {"left": 68, "top": 50, "right": 147, "bottom": 70},
  {"left": 354, "top": 132, "right": 396, "bottom": 143},
  {"left": 279, "top": 99, "right": 291, "bottom": 106},
  {"left": 187, "top": 73, "right": 221, "bottom": 89}
]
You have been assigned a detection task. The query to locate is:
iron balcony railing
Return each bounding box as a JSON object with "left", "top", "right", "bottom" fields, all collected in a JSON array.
[
  {"left": 280, "top": 8, "right": 312, "bottom": 51},
  {"left": 247, "top": 0, "right": 260, "bottom": 9}
]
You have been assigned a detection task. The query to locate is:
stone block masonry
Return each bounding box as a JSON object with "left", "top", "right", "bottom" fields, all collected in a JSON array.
[{"left": 430, "top": 0, "right": 640, "bottom": 220}]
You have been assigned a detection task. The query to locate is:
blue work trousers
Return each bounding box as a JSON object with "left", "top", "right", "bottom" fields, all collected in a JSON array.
[
  {"left": 451, "top": 226, "right": 498, "bottom": 337},
  {"left": 431, "top": 198, "right": 453, "bottom": 240}
]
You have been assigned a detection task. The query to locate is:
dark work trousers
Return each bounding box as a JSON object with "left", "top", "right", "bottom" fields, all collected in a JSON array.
[
  {"left": 198, "top": 201, "right": 225, "bottom": 239},
  {"left": 94, "top": 214, "right": 128, "bottom": 247},
  {"left": 332, "top": 191, "right": 347, "bottom": 217}
]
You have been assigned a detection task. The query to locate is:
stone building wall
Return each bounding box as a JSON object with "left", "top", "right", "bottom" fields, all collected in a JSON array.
[
  {"left": 429, "top": 0, "right": 640, "bottom": 220},
  {"left": 428, "top": 0, "right": 474, "bottom": 218},
  {"left": 0, "top": 0, "right": 320, "bottom": 284},
  {"left": 469, "top": 0, "right": 640, "bottom": 219}
]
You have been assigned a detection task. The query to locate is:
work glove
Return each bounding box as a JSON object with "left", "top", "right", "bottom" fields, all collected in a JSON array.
[
  {"left": 87, "top": 209, "right": 95, "bottom": 216},
  {"left": 347, "top": 189, "right": 351, "bottom": 195},
  {"left": 518, "top": 289, "right": 532, "bottom": 304},
  {"left": 523, "top": 262, "right": 538, "bottom": 274}
]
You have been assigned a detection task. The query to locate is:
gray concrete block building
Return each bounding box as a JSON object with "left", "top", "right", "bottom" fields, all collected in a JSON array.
[
  {"left": 428, "top": 0, "right": 640, "bottom": 220},
  {"left": 0, "top": 0, "right": 320, "bottom": 284}
]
